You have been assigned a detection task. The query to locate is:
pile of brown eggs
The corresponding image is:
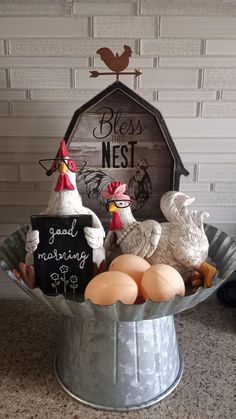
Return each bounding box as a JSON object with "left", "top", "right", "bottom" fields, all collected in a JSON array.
[{"left": 85, "top": 254, "right": 185, "bottom": 305}]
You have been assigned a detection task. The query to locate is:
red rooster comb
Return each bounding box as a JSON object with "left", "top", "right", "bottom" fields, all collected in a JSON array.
[
  {"left": 102, "top": 181, "right": 131, "bottom": 201},
  {"left": 58, "top": 139, "right": 69, "bottom": 158}
]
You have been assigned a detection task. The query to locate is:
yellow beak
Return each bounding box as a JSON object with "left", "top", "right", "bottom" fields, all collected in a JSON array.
[
  {"left": 59, "top": 162, "right": 68, "bottom": 174},
  {"left": 108, "top": 203, "right": 118, "bottom": 213}
]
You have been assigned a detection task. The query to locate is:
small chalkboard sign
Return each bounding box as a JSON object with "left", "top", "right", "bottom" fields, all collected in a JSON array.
[{"left": 31, "top": 215, "right": 93, "bottom": 296}]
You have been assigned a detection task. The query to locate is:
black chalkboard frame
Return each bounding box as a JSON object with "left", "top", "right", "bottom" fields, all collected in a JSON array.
[{"left": 31, "top": 214, "right": 93, "bottom": 296}]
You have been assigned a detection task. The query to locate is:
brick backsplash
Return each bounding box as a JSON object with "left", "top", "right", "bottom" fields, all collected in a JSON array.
[
  {"left": 93, "top": 17, "right": 156, "bottom": 38},
  {"left": 0, "top": 101, "right": 10, "bottom": 116},
  {"left": 222, "top": 90, "right": 236, "bottom": 100},
  {"left": 74, "top": 2, "right": 138, "bottom": 16},
  {"left": 159, "top": 57, "right": 236, "bottom": 68},
  {"left": 0, "top": 1, "right": 71, "bottom": 16},
  {"left": 167, "top": 118, "right": 236, "bottom": 138},
  {"left": 0, "top": 90, "right": 26, "bottom": 100},
  {"left": 2, "top": 57, "right": 89, "bottom": 68},
  {"left": 202, "top": 102, "right": 236, "bottom": 118},
  {"left": 140, "top": 68, "right": 199, "bottom": 88},
  {"left": 161, "top": 16, "right": 236, "bottom": 37},
  {"left": 9, "top": 38, "right": 137, "bottom": 57},
  {"left": 0, "top": 69, "right": 7, "bottom": 88},
  {"left": 141, "top": 0, "right": 236, "bottom": 17},
  {"left": 140, "top": 39, "right": 202, "bottom": 56},
  {"left": 0, "top": 39, "right": 4, "bottom": 55},
  {"left": 206, "top": 39, "right": 236, "bottom": 55},
  {"left": 1, "top": 117, "right": 69, "bottom": 137},
  {"left": 0, "top": 17, "right": 89, "bottom": 37},
  {"left": 158, "top": 90, "right": 217, "bottom": 101},
  {"left": 10, "top": 68, "right": 72, "bottom": 89},
  {"left": 0, "top": 0, "right": 236, "bottom": 297},
  {"left": 204, "top": 68, "right": 236, "bottom": 89}
]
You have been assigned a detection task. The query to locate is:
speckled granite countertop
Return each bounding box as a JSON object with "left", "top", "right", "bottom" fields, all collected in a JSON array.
[{"left": 0, "top": 295, "right": 235, "bottom": 419}]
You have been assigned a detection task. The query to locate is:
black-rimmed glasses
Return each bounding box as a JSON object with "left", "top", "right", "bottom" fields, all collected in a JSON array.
[
  {"left": 106, "top": 199, "right": 131, "bottom": 211},
  {"left": 39, "top": 158, "right": 87, "bottom": 176}
]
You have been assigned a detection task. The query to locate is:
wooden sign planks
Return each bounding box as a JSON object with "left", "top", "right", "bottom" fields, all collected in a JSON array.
[{"left": 65, "top": 82, "right": 188, "bottom": 222}]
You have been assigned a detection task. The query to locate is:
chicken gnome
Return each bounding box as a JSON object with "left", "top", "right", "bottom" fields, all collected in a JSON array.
[
  {"left": 102, "top": 181, "right": 217, "bottom": 290},
  {"left": 19, "top": 139, "right": 106, "bottom": 289}
]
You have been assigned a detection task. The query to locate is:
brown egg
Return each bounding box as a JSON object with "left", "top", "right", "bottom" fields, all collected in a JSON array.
[
  {"left": 141, "top": 264, "right": 185, "bottom": 302},
  {"left": 84, "top": 271, "right": 138, "bottom": 305},
  {"left": 109, "top": 254, "right": 150, "bottom": 296}
]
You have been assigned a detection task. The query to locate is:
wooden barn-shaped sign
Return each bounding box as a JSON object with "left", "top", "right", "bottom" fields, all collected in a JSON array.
[{"left": 64, "top": 80, "right": 189, "bottom": 225}]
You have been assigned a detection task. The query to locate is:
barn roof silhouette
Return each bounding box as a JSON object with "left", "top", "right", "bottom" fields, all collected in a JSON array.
[
  {"left": 61, "top": 80, "right": 189, "bottom": 222},
  {"left": 64, "top": 80, "right": 189, "bottom": 191}
]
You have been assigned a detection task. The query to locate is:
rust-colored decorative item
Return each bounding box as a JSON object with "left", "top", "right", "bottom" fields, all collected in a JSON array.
[{"left": 90, "top": 45, "right": 142, "bottom": 80}]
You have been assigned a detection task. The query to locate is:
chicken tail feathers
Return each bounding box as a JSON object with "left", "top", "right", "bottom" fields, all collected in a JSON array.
[
  {"left": 160, "top": 191, "right": 209, "bottom": 230},
  {"left": 76, "top": 167, "right": 113, "bottom": 204},
  {"left": 96, "top": 47, "right": 115, "bottom": 63},
  {"left": 191, "top": 210, "right": 209, "bottom": 232}
]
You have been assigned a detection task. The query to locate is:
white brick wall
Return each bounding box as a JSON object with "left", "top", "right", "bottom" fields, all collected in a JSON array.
[
  {"left": 0, "top": 0, "right": 236, "bottom": 298},
  {"left": 10, "top": 68, "right": 71, "bottom": 88},
  {"left": 161, "top": 16, "right": 236, "bottom": 37},
  {"left": 0, "top": 39, "right": 4, "bottom": 55},
  {"left": 140, "top": 39, "right": 202, "bottom": 56},
  {"left": 74, "top": 2, "right": 138, "bottom": 16},
  {"left": 0, "top": 17, "right": 89, "bottom": 37},
  {"left": 93, "top": 17, "right": 156, "bottom": 38},
  {"left": 9, "top": 38, "right": 137, "bottom": 56},
  {"left": 0, "top": 69, "right": 7, "bottom": 87},
  {"left": 140, "top": 69, "right": 199, "bottom": 88}
]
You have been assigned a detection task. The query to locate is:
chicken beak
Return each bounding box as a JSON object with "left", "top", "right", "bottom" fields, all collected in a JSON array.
[
  {"left": 59, "top": 162, "right": 68, "bottom": 174},
  {"left": 108, "top": 203, "right": 118, "bottom": 213}
]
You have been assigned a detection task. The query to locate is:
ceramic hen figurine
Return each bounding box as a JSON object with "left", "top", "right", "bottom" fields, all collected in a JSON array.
[
  {"left": 102, "top": 182, "right": 161, "bottom": 262},
  {"left": 19, "top": 139, "right": 106, "bottom": 288},
  {"left": 102, "top": 182, "right": 217, "bottom": 288}
]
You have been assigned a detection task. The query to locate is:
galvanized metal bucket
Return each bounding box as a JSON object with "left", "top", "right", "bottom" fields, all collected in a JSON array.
[
  {"left": 55, "top": 315, "right": 183, "bottom": 410},
  {"left": 0, "top": 224, "right": 236, "bottom": 410}
]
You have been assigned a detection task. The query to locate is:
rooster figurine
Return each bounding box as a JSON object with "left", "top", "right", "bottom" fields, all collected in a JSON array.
[
  {"left": 96, "top": 45, "right": 132, "bottom": 73},
  {"left": 19, "top": 139, "right": 106, "bottom": 288},
  {"left": 90, "top": 44, "right": 141, "bottom": 79},
  {"left": 102, "top": 182, "right": 217, "bottom": 288},
  {"left": 77, "top": 156, "right": 152, "bottom": 211},
  {"left": 128, "top": 157, "right": 152, "bottom": 211},
  {"left": 102, "top": 181, "right": 161, "bottom": 263}
]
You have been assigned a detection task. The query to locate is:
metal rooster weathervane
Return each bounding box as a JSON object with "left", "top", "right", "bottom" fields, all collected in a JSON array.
[{"left": 90, "top": 45, "right": 142, "bottom": 80}]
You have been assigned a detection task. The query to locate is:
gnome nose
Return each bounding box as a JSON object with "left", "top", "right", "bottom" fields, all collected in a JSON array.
[
  {"left": 108, "top": 203, "right": 118, "bottom": 213},
  {"left": 59, "top": 162, "right": 68, "bottom": 174}
]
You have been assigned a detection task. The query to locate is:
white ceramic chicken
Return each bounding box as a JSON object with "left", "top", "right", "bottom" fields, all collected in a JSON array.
[
  {"left": 102, "top": 182, "right": 217, "bottom": 287},
  {"left": 102, "top": 182, "right": 161, "bottom": 263},
  {"left": 20, "top": 140, "right": 105, "bottom": 287}
]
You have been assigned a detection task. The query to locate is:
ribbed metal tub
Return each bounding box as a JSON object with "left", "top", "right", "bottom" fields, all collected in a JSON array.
[
  {"left": 55, "top": 315, "right": 183, "bottom": 410},
  {"left": 0, "top": 224, "right": 236, "bottom": 410}
]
